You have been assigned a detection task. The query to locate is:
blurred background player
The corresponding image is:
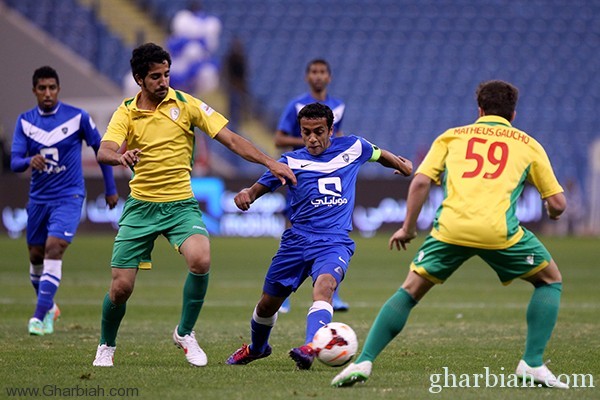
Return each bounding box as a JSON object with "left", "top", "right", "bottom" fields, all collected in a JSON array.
[
  {"left": 274, "top": 59, "right": 348, "bottom": 313},
  {"left": 332, "top": 80, "right": 569, "bottom": 389},
  {"left": 226, "top": 103, "right": 412, "bottom": 370},
  {"left": 11, "top": 66, "right": 118, "bottom": 336},
  {"left": 91, "top": 43, "right": 295, "bottom": 368},
  {"left": 166, "top": 0, "right": 222, "bottom": 95}
]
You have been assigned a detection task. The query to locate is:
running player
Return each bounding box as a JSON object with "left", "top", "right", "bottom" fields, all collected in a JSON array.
[{"left": 11, "top": 66, "right": 118, "bottom": 336}]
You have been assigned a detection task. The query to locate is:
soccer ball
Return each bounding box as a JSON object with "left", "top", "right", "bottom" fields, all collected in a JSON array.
[{"left": 312, "top": 322, "right": 358, "bottom": 367}]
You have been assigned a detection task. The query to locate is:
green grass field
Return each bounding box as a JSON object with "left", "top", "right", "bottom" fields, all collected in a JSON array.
[{"left": 0, "top": 234, "right": 598, "bottom": 400}]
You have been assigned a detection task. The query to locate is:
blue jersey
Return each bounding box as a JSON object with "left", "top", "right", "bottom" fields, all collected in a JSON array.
[
  {"left": 258, "top": 135, "right": 378, "bottom": 234},
  {"left": 277, "top": 93, "right": 345, "bottom": 149},
  {"left": 11, "top": 102, "right": 111, "bottom": 202}
]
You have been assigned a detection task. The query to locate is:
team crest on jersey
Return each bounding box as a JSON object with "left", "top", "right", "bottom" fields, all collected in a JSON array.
[
  {"left": 526, "top": 254, "right": 535, "bottom": 265},
  {"left": 170, "top": 107, "right": 180, "bottom": 121},
  {"left": 342, "top": 154, "right": 349, "bottom": 163},
  {"left": 62, "top": 127, "right": 68, "bottom": 134}
]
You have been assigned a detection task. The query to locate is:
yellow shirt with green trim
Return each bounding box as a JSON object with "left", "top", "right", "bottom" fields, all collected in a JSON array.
[
  {"left": 417, "top": 115, "right": 563, "bottom": 249},
  {"left": 103, "top": 88, "right": 228, "bottom": 201}
]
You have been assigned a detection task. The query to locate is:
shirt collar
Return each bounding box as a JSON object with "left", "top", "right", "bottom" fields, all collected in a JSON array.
[
  {"left": 37, "top": 102, "right": 61, "bottom": 116},
  {"left": 130, "top": 88, "right": 177, "bottom": 111},
  {"left": 475, "top": 115, "right": 512, "bottom": 127}
]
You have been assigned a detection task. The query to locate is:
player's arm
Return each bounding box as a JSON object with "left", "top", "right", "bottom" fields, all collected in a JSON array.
[
  {"left": 97, "top": 140, "right": 141, "bottom": 169},
  {"left": 274, "top": 129, "right": 304, "bottom": 149},
  {"left": 215, "top": 126, "right": 297, "bottom": 185},
  {"left": 9, "top": 118, "right": 45, "bottom": 172},
  {"left": 83, "top": 114, "right": 119, "bottom": 208},
  {"left": 234, "top": 183, "right": 270, "bottom": 211},
  {"left": 376, "top": 148, "right": 413, "bottom": 176},
  {"left": 389, "top": 173, "right": 433, "bottom": 251},
  {"left": 544, "top": 192, "right": 567, "bottom": 220}
]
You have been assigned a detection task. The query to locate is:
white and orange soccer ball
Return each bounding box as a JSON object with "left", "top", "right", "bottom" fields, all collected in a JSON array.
[{"left": 312, "top": 322, "right": 358, "bottom": 367}]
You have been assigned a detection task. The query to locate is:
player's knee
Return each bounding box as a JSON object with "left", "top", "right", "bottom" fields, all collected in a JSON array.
[
  {"left": 110, "top": 279, "right": 134, "bottom": 304},
  {"left": 188, "top": 257, "right": 210, "bottom": 274}
]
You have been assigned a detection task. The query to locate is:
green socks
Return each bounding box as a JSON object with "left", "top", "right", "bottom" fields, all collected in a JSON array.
[
  {"left": 100, "top": 293, "right": 126, "bottom": 347},
  {"left": 356, "top": 288, "right": 417, "bottom": 363},
  {"left": 178, "top": 271, "right": 209, "bottom": 336},
  {"left": 523, "top": 282, "right": 562, "bottom": 367}
]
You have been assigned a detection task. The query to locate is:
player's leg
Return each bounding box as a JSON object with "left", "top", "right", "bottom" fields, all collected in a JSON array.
[
  {"left": 27, "top": 245, "right": 44, "bottom": 297},
  {"left": 516, "top": 261, "right": 567, "bottom": 388},
  {"left": 333, "top": 236, "right": 469, "bottom": 387},
  {"left": 332, "top": 286, "right": 349, "bottom": 312},
  {"left": 165, "top": 200, "right": 212, "bottom": 366},
  {"left": 25, "top": 202, "right": 49, "bottom": 335},
  {"left": 227, "top": 293, "right": 283, "bottom": 365},
  {"left": 289, "top": 273, "right": 336, "bottom": 370},
  {"left": 481, "top": 229, "right": 567, "bottom": 388},
  {"left": 229, "top": 229, "right": 304, "bottom": 365},
  {"left": 93, "top": 267, "right": 137, "bottom": 367}
]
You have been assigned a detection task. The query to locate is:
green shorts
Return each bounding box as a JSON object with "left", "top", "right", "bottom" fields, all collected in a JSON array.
[
  {"left": 111, "top": 197, "right": 209, "bottom": 269},
  {"left": 410, "top": 228, "right": 552, "bottom": 285}
]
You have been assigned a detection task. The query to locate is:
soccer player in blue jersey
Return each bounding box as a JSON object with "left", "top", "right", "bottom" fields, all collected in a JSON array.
[
  {"left": 275, "top": 59, "right": 348, "bottom": 313},
  {"left": 227, "top": 103, "right": 412, "bottom": 369},
  {"left": 10, "top": 66, "right": 119, "bottom": 336}
]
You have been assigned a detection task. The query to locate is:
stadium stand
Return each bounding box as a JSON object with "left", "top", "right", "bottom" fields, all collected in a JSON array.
[
  {"left": 4, "top": 0, "right": 131, "bottom": 85},
  {"left": 5, "top": 0, "right": 599, "bottom": 190},
  {"left": 135, "top": 0, "right": 599, "bottom": 188}
]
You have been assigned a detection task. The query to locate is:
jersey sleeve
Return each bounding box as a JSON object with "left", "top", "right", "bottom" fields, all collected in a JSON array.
[
  {"left": 103, "top": 104, "right": 130, "bottom": 145},
  {"left": 187, "top": 95, "right": 228, "bottom": 138},
  {"left": 360, "top": 137, "right": 381, "bottom": 162},
  {"left": 415, "top": 133, "right": 449, "bottom": 184},
  {"left": 256, "top": 156, "right": 287, "bottom": 191},
  {"left": 10, "top": 115, "right": 31, "bottom": 172},
  {"left": 276, "top": 101, "right": 298, "bottom": 135},
  {"left": 80, "top": 110, "right": 103, "bottom": 149},
  {"left": 527, "top": 141, "right": 564, "bottom": 198}
]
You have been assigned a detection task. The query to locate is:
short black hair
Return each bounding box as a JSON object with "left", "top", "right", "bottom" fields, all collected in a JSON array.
[
  {"left": 130, "top": 43, "right": 172, "bottom": 81},
  {"left": 305, "top": 58, "right": 331, "bottom": 75},
  {"left": 297, "top": 102, "right": 334, "bottom": 130},
  {"left": 33, "top": 66, "right": 59, "bottom": 88},
  {"left": 476, "top": 80, "right": 519, "bottom": 121}
]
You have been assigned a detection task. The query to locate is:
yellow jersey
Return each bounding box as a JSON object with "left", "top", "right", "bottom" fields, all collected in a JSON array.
[
  {"left": 103, "top": 88, "right": 228, "bottom": 201},
  {"left": 417, "top": 115, "right": 563, "bottom": 249}
]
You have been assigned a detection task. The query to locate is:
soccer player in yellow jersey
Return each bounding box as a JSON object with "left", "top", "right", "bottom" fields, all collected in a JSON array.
[
  {"left": 92, "top": 43, "right": 296, "bottom": 368},
  {"left": 332, "top": 80, "right": 569, "bottom": 389}
]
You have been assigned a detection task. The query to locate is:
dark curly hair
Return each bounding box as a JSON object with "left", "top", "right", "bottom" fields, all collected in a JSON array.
[
  {"left": 130, "top": 43, "right": 171, "bottom": 81},
  {"left": 476, "top": 80, "right": 519, "bottom": 121},
  {"left": 297, "top": 102, "right": 334, "bottom": 130}
]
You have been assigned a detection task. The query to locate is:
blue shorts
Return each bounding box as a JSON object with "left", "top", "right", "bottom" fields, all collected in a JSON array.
[
  {"left": 263, "top": 227, "right": 355, "bottom": 297},
  {"left": 26, "top": 195, "right": 84, "bottom": 245}
]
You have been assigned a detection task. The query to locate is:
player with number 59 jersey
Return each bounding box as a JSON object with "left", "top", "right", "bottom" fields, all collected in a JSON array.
[{"left": 417, "top": 114, "right": 563, "bottom": 249}]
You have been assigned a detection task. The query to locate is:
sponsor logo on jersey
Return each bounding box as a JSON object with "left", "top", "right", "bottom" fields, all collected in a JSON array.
[
  {"left": 417, "top": 251, "right": 425, "bottom": 262},
  {"left": 62, "top": 127, "right": 68, "bottom": 134},
  {"left": 342, "top": 154, "right": 349, "bottom": 163},
  {"left": 334, "top": 266, "right": 344, "bottom": 276},
  {"left": 200, "top": 103, "right": 214, "bottom": 116}
]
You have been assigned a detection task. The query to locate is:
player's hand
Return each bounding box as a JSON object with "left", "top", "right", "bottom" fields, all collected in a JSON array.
[
  {"left": 267, "top": 161, "right": 297, "bottom": 186},
  {"left": 544, "top": 201, "right": 561, "bottom": 220},
  {"left": 389, "top": 227, "right": 417, "bottom": 251},
  {"left": 234, "top": 188, "right": 253, "bottom": 211},
  {"left": 105, "top": 193, "right": 119, "bottom": 209},
  {"left": 30, "top": 154, "right": 46, "bottom": 171},
  {"left": 393, "top": 155, "right": 413, "bottom": 177},
  {"left": 119, "top": 149, "right": 141, "bottom": 168}
]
